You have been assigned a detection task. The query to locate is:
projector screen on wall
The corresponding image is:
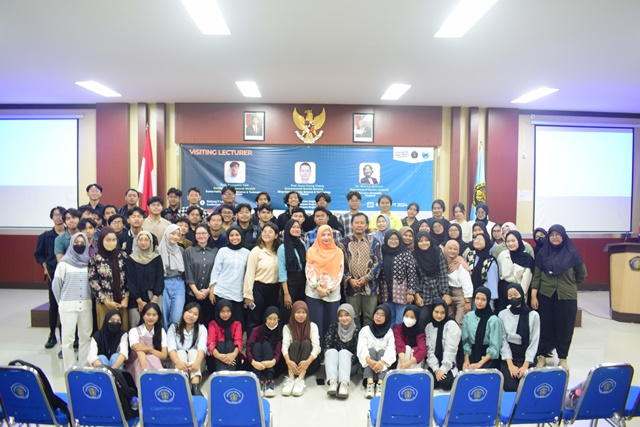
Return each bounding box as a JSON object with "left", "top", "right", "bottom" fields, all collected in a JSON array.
[
  {"left": 534, "top": 125, "right": 634, "bottom": 232},
  {"left": 0, "top": 119, "right": 78, "bottom": 228}
]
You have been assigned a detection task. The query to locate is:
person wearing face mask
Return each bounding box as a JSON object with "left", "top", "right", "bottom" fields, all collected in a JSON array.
[
  {"left": 89, "top": 227, "right": 130, "bottom": 331},
  {"left": 392, "top": 305, "right": 426, "bottom": 369},
  {"left": 424, "top": 299, "right": 461, "bottom": 391},
  {"left": 533, "top": 227, "right": 547, "bottom": 256},
  {"left": 88, "top": 310, "right": 128, "bottom": 369},
  {"left": 52, "top": 232, "right": 93, "bottom": 371},
  {"left": 498, "top": 283, "right": 540, "bottom": 391}
]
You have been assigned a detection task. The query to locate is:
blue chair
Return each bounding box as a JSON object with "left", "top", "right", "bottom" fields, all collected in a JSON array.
[
  {"left": 562, "top": 363, "right": 634, "bottom": 426},
  {"left": 433, "top": 368, "right": 504, "bottom": 427},
  {"left": 208, "top": 371, "right": 271, "bottom": 427},
  {"left": 499, "top": 366, "right": 569, "bottom": 426},
  {"left": 367, "top": 369, "right": 433, "bottom": 427},
  {"left": 65, "top": 366, "right": 139, "bottom": 427},
  {"left": 604, "top": 385, "right": 640, "bottom": 426},
  {"left": 0, "top": 364, "right": 69, "bottom": 426},
  {"left": 138, "top": 369, "right": 207, "bottom": 427}
]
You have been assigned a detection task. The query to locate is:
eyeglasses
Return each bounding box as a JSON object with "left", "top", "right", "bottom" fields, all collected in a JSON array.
[
  {"left": 387, "top": 236, "right": 399, "bottom": 242},
  {"left": 222, "top": 192, "right": 234, "bottom": 196},
  {"left": 549, "top": 233, "right": 562, "bottom": 239},
  {"left": 195, "top": 232, "right": 209, "bottom": 236},
  {"left": 111, "top": 220, "right": 123, "bottom": 225}
]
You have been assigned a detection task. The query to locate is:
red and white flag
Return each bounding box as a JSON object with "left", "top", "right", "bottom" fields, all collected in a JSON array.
[{"left": 138, "top": 125, "right": 156, "bottom": 215}]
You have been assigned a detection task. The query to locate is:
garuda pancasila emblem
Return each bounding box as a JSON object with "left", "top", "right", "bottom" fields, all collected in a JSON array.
[{"left": 293, "top": 108, "right": 326, "bottom": 144}]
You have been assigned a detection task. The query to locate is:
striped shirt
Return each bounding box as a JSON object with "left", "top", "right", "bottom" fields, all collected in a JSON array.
[{"left": 52, "top": 262, "right": 91, "bottom": 302}]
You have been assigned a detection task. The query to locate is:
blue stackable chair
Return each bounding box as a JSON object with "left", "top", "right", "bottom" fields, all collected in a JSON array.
[
  {"left": 138, "top": 369, "right": 207, "bottom": 427},
  {"left": 604, "top": 385, "right": 640, "bottom": 426},
  {"left": 562, "top": 363, "right": 634, "bottom": 426},
  {"left": 208, "top": 371, "right": 271, "bottom": 427},
  {"left": 65, "top": 366, "right": 139, "bottom": 427},
  {"left": 433, "top": 368, "right": 504, "bottom": 427},
  {"left": 499, "top": 366, "right": 569, "bottom": 426},
  {"left": 367, "top": 369, "right": 433, "bottom": 427},
  {"left": 0, "top": 364, "right": 69, "bottom": 426}
]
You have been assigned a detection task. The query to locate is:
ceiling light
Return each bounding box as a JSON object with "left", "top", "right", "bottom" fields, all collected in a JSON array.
[
  {"left": 511, "top": 87, "right": 559, "bottom": 103},
  {"left": 434, "top": 0, "right": 498, "bottom": 38},
  {"left": 235, "top": 81, "right": 262, "bottom": 98},
  {"left": 181, "top": 0, "right": 230, "bottom": 35},
  {"left": 75, "top": 81, "right": 121, "bottom": 97},
  {"left": 381, "top": 84, "right": 411, "bottom": 100}
]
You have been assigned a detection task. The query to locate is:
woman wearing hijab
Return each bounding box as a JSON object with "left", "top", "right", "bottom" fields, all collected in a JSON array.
[
  {"left": 533, "top": 227, "right": 547, "bottom": 256},
  {"left": 493, "top": 222, "right": 535, "bottom": 259},
  {"left": 184, "top": 223, "right": 218, "bottom": 325},
  {"left": 52, "top": 232, "right": 93, "bottom": 371},
  {"left": 305, "top": 224, "right": 344, "bottom": 345},
  {"left": 324, "top": 303, "right": 360, "bottom": 398},
  {"left": 443, "top": 240, "right": 473, "bottom": 325},
  {"left": 282, "top": 301, "right": 321, "bottom": 397},
  {"left": 447, "top": 223, "right": 469, "bottom": 256},
  {"left": 209, "top": 226, "right": 251, "bottom": 331},
  {"left": 246, "top": 306, "right": 282, "bottom": 397},
  {"left": 531, "top": 224, "right": 586, "bottom": 372},
  {"left": 430, "top": 218, "right": 448, "bottom": 247},
  {"left": 278, "top": 219, "right": 306, "bottom": 323},
  {"left": 158, "top": 224, "right": 187, "bottom": 330},
  {"left": 425, "top": 299, "right": 461, "bottom": 391},
  {"left": 89, "top": 227, "right": 130, "bottom": 331},
  {"left": 399, "top": 225, "right": 415, "bottom": 252},
  {"left": 462, "top": 286, "right": 503, "bottom": 370},
  {"left": 207, "top": 298, "right": 243, "bottom": 372},
  {"left": 126, "top": 230, "right": 164, "bottom": 328},
  {"left": 370, "top": 214, "right": 390, "bottom": 244},
  {"left": 88, "top": 310, "right": 128, "bottom": 369},
  {"left": 378, "top": 229, "right": 418, "bottom": 326},
  {"left": 413, "top": 231, "right": 450, "bottom": 328},
  {"left": 475, "top": 202, "right": 495, "bottom": 232},
  {"left": 499, "top": 283, "right": 540, "bottom": 391},
  {"left": 496, "top": 230, "right": 535, "bottom": 312},
  {"left": 393, "top": 305, "right": 426, "bottom": 369},
  {"left": 418, "top": 219, "right": 431, "bottom": 234},
  {"left": 357, "top": 304, "right": 396, "bottom": 399},
  {"left": 465, "top": 233, "right": 499, "bottom": 309}
]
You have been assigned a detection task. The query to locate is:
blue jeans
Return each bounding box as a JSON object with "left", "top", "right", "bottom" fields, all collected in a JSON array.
[
  {"left": 163, "top": 277, "right": 185, "bottom": 331},
  {"left": 98, "top": 354, "right": 122, "bottom": 368},
  {"left": 384, "top": 301, "right": 406, "bottom": 327},
  {"left": 324, "top": 349, "right": 354, "bottom": 383}
]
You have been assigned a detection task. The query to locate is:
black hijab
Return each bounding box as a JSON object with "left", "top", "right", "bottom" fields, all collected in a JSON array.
[
  {"left": 430, "top": 299, "right": 455, "bottom": 363},
  {"left": 414, "top": 231, "right": 441, "bottom": 276},
  {"left": 470, "top": 233, "right": 492, "bottom": 291},
  {"left": 472, "top": 221, "right": 489, "bottom": 237},
  {"left": 283, "top": 219, "right": 306, "bottom": 272},
  {"left": 401, "top": 305, "right": 421, "bottom": 347},
  {"left": 535, "top": 224, "right": 584, "bottom": 276},
  {"left": 371, "top": 304, "right": 392, "bottom": 339},
  {"left": 533, "top": 227, "right": 547, "bottom": 256},
  {"left": 430, "top": 218, "right": 448, "bottom": 246},
  {"left": 475, "top": 203, "right": 490, "bottom": 226},
  {"left": 381, "top": 229, "right": 406, "bottom": 285},
  {"left": 215, "top": 299, "right": 235, "bottom": 342},
  {"left": 506, "top": 230, "right": 535, "bottom": 271},
  {"left": 262, "top": 306, "right": 282, "bottom": 349},
  {"left": 226, "top": 225, "right": 244, "bottom": 250},
  {"left": 448, "top": 223, "right": 468, "bottom": 253},
  {"left": 92, "top": 310, "right": 125, "bottom": 359},
  {"left": 507, "top": 283, "right": 531, "bottom": 348},
  {"left": 472, "top": 286, "right": 494, "bottom": 363}
]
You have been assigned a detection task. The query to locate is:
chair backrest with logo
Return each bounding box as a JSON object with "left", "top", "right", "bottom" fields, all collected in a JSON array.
[
  {"left": 368, "top": 369, "right": 433, "bottom": 427},
  {"left": 208, "top": 371, "right": 271, "bottom": 427}
]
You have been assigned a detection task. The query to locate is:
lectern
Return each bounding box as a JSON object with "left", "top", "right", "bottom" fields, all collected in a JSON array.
[{"left": 606, "top": 243, "right": 640, "bottom": 323}]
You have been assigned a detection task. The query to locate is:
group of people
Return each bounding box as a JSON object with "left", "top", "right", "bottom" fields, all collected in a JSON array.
[{"left": 35, "top": 183, "right": 587, "bottom": 398}]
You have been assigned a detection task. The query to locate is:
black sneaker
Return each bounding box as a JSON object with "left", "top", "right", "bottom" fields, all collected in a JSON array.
[
  {"left": 44, "top": 333, "right": 57, "bottom": 349},
  {"left": 73, "top": 338, "right": 79, "bottom": 350},
  {"left": 191, "top": 384, "right": 203, "bottom": 396}
]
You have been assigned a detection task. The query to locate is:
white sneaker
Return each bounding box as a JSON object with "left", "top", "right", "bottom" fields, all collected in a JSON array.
[
  {"left": 327, "top": 379, "right": 338, "bottom": 396},
  {"left": 281, "top": 377, "right": 295, "bottom": 396},
  {"left": 264, "top": 381, "right": 276, "bottom": 398},
  {"left": 292, "top": 378, "right": 305, "bottom": 396},
  {"left": 337, "top": 381, "right": 349, "bottom": 398},
  {"left": 365, "top": 383, "right": 375, "bottom": 399},
  {"left": 536, "top": 355, "right": 546, "bottom": 368},
  {"left": 375, "top": 383, "right": 382, "bottom": 397}
]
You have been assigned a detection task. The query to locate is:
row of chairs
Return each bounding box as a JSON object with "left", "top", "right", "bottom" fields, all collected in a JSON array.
[
  {"left": 368, "top": 363, "right": 640, "bottom": 427},
  {"left": 0, "top": 366, "right": 271, "bottom": 427}
]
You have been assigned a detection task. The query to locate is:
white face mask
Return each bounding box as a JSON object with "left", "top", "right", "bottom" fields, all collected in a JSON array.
[
  {"left": 266, "top": 322, "right": 278, "bottom": 331},
  {"left": 403, "top": 317, "right": 416, "bottom": 328}
]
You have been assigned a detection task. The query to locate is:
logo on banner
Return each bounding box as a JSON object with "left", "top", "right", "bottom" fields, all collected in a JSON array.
[
  {"left": 293, "top": 108, "right": 326, "bottom": 144},
  {"left": 155, "top": 386, "right": 175, "bottom": 403},
  {"left": 630, "top": 257, "right": 640, "bottom": 271},
  {"left": 82, "top": 383, "right": 102, "bottom": 399},
  {"left": 11, "top": 383, "right": 29, "bottom": 399},
  {"left": 474, "top": 182, "right": 487, "bottom": 207},
  {"left": 534, "top": 383, "right": 553, "bottom": 398},
  {"left": 223, "top": 388, "right": 244, "bottom": 404},
  {"left": 398, "top": 386, "right": 418, "bottom": 402},
  {"left": 392, "top": 147, "right": 434, "bottom": 164}
]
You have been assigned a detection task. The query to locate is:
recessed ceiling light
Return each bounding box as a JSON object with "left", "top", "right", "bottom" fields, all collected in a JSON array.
[
  {"left": 75, "top": 81, "right": 121, "bottom": 97},
  {"left": 181, "top": 0, "right": 230, "bottom": 35},
  {"left": 511, "top": 87, "right": 559, "bottom": 103},
  {"left": 434, "top": 0, "right": 498, "bottom": 38},
  {"left": 235, "top": 81, "right": 262, "bottom": 98},
  {"left": 381, "top": 84, "right": 411, "bottom": 100}
]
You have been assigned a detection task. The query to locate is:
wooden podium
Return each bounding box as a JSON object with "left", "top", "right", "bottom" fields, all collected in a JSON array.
[{"left": 606, "top": 243, "right": 640, "bottom": 323}]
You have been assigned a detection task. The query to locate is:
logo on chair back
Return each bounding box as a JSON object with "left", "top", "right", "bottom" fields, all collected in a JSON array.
[
  {"left": 468, "top": 386, "right": 488, "bottom": 402},
  {"left": 534, "top": 383, "right": 553, "bottom": 398},
  {"left": 398, "top": 386, "right": 419, "bottom": 402},
  {"left": 10, "top": 383, "right": 29, "bottom": 399},
  {"left": 82, "top": 383, "right": 102, "bottom": 399},
  {"left": 598, "top": 379, "right": 616, "bottom": 394},
  {"left": 155, "top": 386, "right": 175, "bottom": 403},
  {"left": 223, "top": 388, "right": 244, "bottom": 404}
]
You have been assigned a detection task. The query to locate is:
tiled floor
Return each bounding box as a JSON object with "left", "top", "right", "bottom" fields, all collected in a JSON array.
[{"left": 1, "top": 288, "right": 638, "bottom": 426}]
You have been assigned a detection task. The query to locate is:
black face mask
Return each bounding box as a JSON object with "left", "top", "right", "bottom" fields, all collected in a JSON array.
[
  {"left": 509, "top": 297, "right": 523, "bottom": 307},
  {"left": 73, "top": 244, "right": 86, "bottom": 254},
  {"left": 107, "top": 322, "right": 122, "bottom": 333}
]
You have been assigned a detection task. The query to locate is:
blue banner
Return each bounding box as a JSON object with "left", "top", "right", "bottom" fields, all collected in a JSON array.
[{"left": 181, "top": 145, "right": 433, "bottom": 214}]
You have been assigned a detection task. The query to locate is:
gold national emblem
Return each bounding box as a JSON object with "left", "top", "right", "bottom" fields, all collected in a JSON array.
[{"left": 293, "top": 108, "right": 326, "bottom": 144}]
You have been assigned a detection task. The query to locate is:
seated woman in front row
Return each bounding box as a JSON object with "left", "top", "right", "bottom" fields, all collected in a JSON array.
[
  {"left": 282, "top": 301, "right": 321, "bottom": 397},
  {"left": 357, "top": 304, "right": 396, "bottom": 399},
  {"left": 88, "top": 309, "right": 128, "bottom": 369},
  {"left": 462, "top": 287, "right": 502, "bottom": 370},
  {"left": 207, "top": 299, "right": 243, "bottom": 372},
  {"left": 324, "top": 303, "right": 359, "bottom": 398},
  {"left": 393, "top": 305, "right": 426, "bottom": 369},
  {"left": 167, "top": 302, "right": 207, "bottom": 396},
  {"left": 127, "top": 302, "right": 168, "bottom": 379},
  {"left": 424, "top": 299, "right": 461, "bottom": 391},
  {"left": 246, "top": 306, "right": 282, "bottom": 398}
]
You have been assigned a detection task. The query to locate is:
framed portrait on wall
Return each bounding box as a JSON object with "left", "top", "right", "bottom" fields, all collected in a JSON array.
[
  {"left": 353, "top": 113, "right": 374, "bottom": 143},
  {"left": 244, "top": 111, "right": 265, "bottom": 141}
]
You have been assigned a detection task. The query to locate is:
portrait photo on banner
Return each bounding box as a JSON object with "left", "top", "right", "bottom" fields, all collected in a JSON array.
[
  {"left": 244, "top": 111, "right": 265, "bottom": 141},
  {"left": 353, "top": 113, "right": 374, "bottom": 143},
  {"left": 359, "top": 162, "right": 380, "bottom": 185},
  {"left": 224, "top": 160, "right": 246, "bottom": 184},
  {"left": 294, "top": 161, "right": 316, "bottom": 184}
]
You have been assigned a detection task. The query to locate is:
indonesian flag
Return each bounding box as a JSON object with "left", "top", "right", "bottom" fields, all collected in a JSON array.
[{"left": 138, "top": 125, "right": 156, "bottom": 215}]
